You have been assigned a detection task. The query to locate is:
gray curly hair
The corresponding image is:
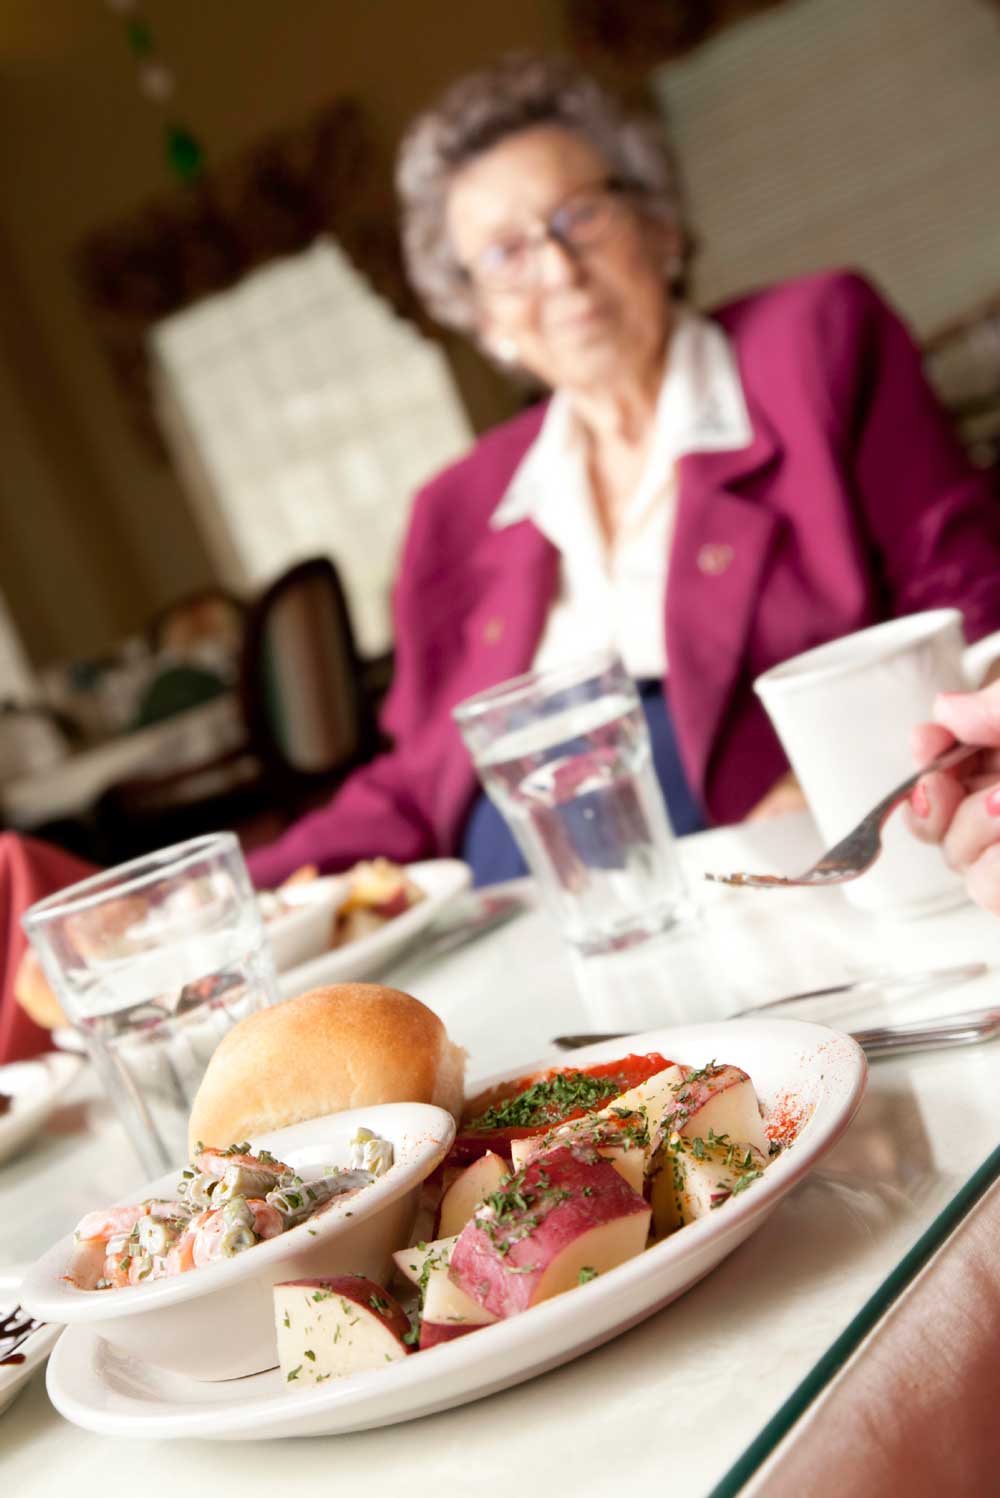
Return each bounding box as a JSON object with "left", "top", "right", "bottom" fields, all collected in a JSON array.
[{"left": 396, "top": 52, "right": 687, "bottom": 334}]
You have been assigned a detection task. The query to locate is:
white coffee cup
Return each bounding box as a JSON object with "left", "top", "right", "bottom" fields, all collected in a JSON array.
[{"left": 754, "top": 610, "right": 993, "bottom": 916}]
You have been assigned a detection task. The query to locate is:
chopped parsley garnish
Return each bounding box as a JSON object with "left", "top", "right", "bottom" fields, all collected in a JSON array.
[{"left": 466, "top": 1070, "right": 627, "bottom": 1131}]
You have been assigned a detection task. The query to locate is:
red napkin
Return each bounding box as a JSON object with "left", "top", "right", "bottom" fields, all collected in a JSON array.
[{"left": 0, "top": 831, "right": 99, "bottom": 1064}]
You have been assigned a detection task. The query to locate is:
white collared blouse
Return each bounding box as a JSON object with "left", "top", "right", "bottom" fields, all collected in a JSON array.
[{"left": 489, "top": 309, "right": 754, "bottom": 679}]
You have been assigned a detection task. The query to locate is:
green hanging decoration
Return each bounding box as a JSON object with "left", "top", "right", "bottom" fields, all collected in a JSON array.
[
  {"left": 165, "top": 124, "right": 204, "bottom": 184},
  {"left": 125, "top": 19, "right": 154, "bottom": 56},
  {"left": 106, "top": 0, "right": 206, "bottom": 185}
]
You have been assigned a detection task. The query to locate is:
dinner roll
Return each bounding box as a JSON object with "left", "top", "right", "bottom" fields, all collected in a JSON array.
[
  {"left": 13, "top": 948, "right": 68, "bottom": 1030},
  {"left": 187, "top": 983, "right": 465, "bottom": 1154}
]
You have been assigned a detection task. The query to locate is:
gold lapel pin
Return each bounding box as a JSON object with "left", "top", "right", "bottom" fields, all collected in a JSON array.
[{"left": 696, "top": 542, "right": 735, "bottom": 576}]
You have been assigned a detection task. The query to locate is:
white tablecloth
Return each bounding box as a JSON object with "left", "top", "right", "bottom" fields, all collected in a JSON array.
[{"left": 4, "top": 811, "right": 1000, "bottom": 1494}]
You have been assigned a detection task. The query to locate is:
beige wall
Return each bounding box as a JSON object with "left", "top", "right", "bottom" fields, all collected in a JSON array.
[
  {"left": 656, "top": 0, "right": 1000, "bottom": 336},
  {"left": 0, "top": 0, "right": 567, "bottom": 665}
]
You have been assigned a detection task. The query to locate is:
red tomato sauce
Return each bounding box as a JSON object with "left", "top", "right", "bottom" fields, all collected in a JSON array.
[{"left": 450, "top": 1052, "right": 673, "bottom": 1164}]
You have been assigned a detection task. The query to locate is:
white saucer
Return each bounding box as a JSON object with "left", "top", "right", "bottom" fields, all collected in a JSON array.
[{"left": 45, "top": 1018, "right": 866, "bottom": 1440}]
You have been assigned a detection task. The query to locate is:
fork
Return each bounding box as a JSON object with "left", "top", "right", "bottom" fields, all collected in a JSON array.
[{"left": 704, "top": 742, "right": 980, "bottom": 889}]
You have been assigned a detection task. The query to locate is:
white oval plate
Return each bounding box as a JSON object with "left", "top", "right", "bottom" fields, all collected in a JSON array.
[
  {"left": 45, "top": 1018, "right": 866, "bottom": 1440},
  {"left": 0, "top": 1284, "right": 61, "bottom": 1418},
  {"left": 0, "top": 1052, "right": 84, "bottom": 1166},
  {"left": 276, "top": 859, "right": 472, "bottom": 997}
]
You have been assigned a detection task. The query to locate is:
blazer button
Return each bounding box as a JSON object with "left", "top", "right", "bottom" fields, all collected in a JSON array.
[
  {"left": 697, "top": 542, "right": 734, "bottom": 576},
  {"left": 483, "top": 616, "right": 504, "bottom": 644}
]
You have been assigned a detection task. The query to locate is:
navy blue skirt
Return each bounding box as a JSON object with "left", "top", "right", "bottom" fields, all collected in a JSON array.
[{"left": 460, "top": 679, "right": 706, "bottom": 887}]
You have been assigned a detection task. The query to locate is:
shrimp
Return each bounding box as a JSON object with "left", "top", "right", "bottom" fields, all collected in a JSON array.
[
  {"left": 180, "top": 1199, "right": 284, "bottom": 1270},
  {"left": 248, "top": 1200, "right": 284, "bottom": 1239},
  {"left": 73, "top": 1202, "right": 149, "bottom": 1243},
  {"left": 192, "top": 1147, "right": 289, "bottom": 1182},
  {"left": 63, "top": 1237, "right": 108, "bottom": 1291},
  {"left": 101, "top": 1243, "right": 133, "bottom": 1289},
  {"left": 73, "top": 1198, "right": 188, "bottom": 1245}
]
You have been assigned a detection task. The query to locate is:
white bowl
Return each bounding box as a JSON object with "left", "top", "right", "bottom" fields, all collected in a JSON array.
[
  {"left": 20, "top": 1102, "right": 454, "bottom": 1382},
  {"left": 259, "top": 877, "right": 345, "bottom": 972}
]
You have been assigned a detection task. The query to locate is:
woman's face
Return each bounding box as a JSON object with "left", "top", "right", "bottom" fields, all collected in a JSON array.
[{"left": 445, "top": 125, "right": 679, "bottom": 395}]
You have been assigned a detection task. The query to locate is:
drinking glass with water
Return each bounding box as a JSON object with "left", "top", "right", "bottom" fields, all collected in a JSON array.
[
  {"left": 454, "top": 652, "right": 691, "bottom": 952},
  {"left": 22, "top": 832, "right": 279, "bottom": 1175}
]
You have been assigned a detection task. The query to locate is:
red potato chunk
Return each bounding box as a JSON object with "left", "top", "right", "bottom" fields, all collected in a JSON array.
[
  {"left": 420, "top": 1320, "right": 478, "bottom": 1349},
  {"left": 649, "top": 1131, "right": 768, "bottom": 1238},
  {"left": 596, "top": 1064, "right": 686, "bottom": 1136},
  {"left": 274, "top": 1275, "right": 411, "bottom": 1385},
  {"left": 510, "top": 1110, "right": 649, "bottom": 1195},
  {"left": 449, "top": 1145, "right": 651, "bottom": 1320},
  {"left": 418, "top": 1253, "right": 497, "bottom": 1349},
  {"left": 437, "top": 1151, "right": 509, "bottom": 1238},
  {"left": 657, "top": 1063, "right": 768, "bottom": 1158},
  {"left": 392, "top": 1234, "right": 457, "bottom": 1289}
]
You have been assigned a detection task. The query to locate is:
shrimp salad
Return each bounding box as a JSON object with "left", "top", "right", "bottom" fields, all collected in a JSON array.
[{"left": 65, "top": 1129, "right": 394, "bottom": 1291}]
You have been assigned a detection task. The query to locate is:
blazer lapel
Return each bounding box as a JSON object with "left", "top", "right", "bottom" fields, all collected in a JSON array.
[
  {"left": 667, "top": 410, "right": 784, "bottom": 803},
  {"left": 426, "top": 517, "right": 558, "bottom": 851},
  {"left": 451, "top": 518, "right": 560, "bottom": 702}
]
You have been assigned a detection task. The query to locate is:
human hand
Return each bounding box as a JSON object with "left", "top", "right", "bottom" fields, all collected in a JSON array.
[
  {"left": 905, "top": 680, "right": 1000, "bottom": 913},
  {"left": 744, "top": 769, "right": 808, "bottom": 821}
]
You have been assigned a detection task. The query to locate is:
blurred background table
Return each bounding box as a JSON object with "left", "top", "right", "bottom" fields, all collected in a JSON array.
[
  {"left": 4, "top": 812, "right": 1000, "bottom": 1494},
  {"left": 0, "top": 694, "right": 244, "bottom": 834}
]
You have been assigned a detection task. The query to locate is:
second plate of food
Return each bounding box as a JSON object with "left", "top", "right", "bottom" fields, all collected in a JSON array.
[
  {"left": 276, "top": 858, "right": 471, "bottom": 995},
  {"left": 44, "top": 1017, "right": 866, "bottom": 1440}
]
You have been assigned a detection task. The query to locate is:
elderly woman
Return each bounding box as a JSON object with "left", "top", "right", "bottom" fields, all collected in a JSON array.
[{"left": 248, "top": 53, "right": 1000, "bottom": 889}]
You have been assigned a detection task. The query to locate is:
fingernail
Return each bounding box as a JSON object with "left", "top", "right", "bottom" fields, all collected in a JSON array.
[
  {"left": 911, "top": 782, "right": 931, "bottom": 818},
  {"left": 985, "top": 787, "right": 1000, "bottom": 818}
]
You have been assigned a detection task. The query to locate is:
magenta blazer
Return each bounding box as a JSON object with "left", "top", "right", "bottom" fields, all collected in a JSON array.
[{"left": 248, "top": 271, "right": 1000, "bottom": 887}]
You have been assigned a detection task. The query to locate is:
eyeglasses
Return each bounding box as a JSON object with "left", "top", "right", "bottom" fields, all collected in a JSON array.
[{"left": 462, "top": 178, "right": 639, "bottom": 294}]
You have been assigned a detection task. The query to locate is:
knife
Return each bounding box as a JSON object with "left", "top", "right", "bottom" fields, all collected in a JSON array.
[
  {"left": 729, "top": 960, "right": 988, "bottom": 1015},
  {"left": 551, "top": 960, "right": 989, "bottom": 1050},
  {"left": 553, "top": 1004, "right": 1000, "bottom": 1058}
]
